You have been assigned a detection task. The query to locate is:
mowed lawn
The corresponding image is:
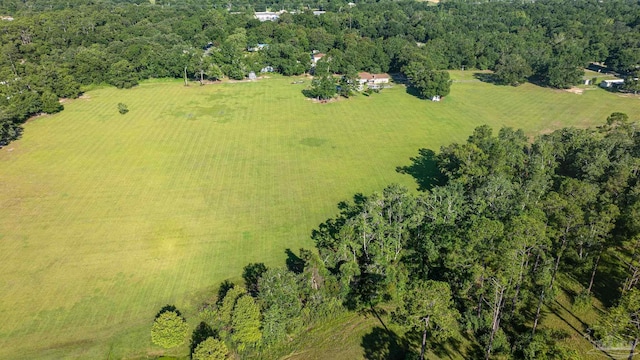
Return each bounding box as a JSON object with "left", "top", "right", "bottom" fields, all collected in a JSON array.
[{"left": 1, "top": 73, "right": 639, "bottom": 359}]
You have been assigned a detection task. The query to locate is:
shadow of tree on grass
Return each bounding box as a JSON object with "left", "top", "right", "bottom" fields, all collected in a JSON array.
[
  {"left": 155, "top": 304, "right": 181, "bottom": 319},
  {"left": 396, "top": 148, "right": 447, "bottom": 192},
  {"left": 473, "top": 72, "right": 499, "bottom": 84},
  {"left": 362, "top": 327, "right": 407, "bottom": 360},
  {"left": 285, "top": 248, "right": 305, "bottom": 274}
]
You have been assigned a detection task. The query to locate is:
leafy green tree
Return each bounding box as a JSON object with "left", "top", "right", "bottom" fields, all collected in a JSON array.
[
  {"left": 597, "top": 289, "right": 640, "bottom": 360},
  {"left": 151, "top": 310, "right": 189, "bottom": 349},
  {"left": 258, "top": 268, "right": 303, "bottom": 344},
  {"left": 192, "top": 337, "right": 228, "bottom": 360},
  {"left": 107, "top": 60, "right": 138, "bottom": 89},
  {"left": 0, "top": 112, "right": 22, "bottom": 146},
  {"left": 339, "top": 65, "right": 358, "bottom": 98},
  {"left": 393, "top": 280, "right": 459, "bottom": 360},
  {"left": 218, "top": 285, "right": 246, "bottom": 327},
  {"left": 309, "top": 75, "right": 337, "bottom": 100},
  {"left": 623, "top": 70, "right": 640, "bottom": 94},
  {"left": 231, "top": 295, "right": 262, "bottom": 351},
  {"left": 544, "top": 58, "right": 583, "bottom": 89},
  {"left": 40, "top": 91, "right": 63, "bottom": 114},
  {"left": 308, "top": 60, "right": 336, "bottom": 100},
  {"left": 72, "top": 45, "right": 108, "bottom": 85},
  {"left": 494, "top": 53, "right": 532, "bottom": 86},
  {"left": 404, "top": 62, "right": 451, "bottom": 99},
  {"left": 521, "top": 330, "right": 579, "bottom": 360}
]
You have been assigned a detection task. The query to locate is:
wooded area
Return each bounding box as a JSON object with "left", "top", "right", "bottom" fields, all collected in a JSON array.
[
  {"left": 1, "top": 0, "right": 639, "bottom": 145},
  {"left": 158, "top": 114, "right": 640, "bottom": 359}
]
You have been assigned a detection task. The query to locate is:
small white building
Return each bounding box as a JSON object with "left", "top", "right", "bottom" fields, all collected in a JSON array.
[
  {"left": 0, "top": 16, "right": 14, "bottom": 21},
  {"left": 600, "top": 79, "right": 625, "bottom": 88},
  {"left": 248, "top": 43, "right": 268, "bottom": 52},
  {"left": 254, "top": 11, "right": 285, "bottom": 22},
  {"left": 313, "top": 11, "right": 326, "bottom": 15}
]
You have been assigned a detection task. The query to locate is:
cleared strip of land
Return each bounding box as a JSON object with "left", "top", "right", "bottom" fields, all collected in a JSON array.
[{"left": 1, "top": 72, "right": 639, "bottom": 359}]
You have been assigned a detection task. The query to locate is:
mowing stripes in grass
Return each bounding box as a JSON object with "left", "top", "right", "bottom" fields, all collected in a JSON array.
[{"left": 1, "top": 74, "right": 640, "bottom": 359}]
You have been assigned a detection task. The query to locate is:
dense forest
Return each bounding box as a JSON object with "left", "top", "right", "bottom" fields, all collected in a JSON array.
[
  {"left": 1, "top": 0, "right": 639, "bottom": 145},
  {"left": 153, "top": 114, "right": 640, "bottom": 359}
]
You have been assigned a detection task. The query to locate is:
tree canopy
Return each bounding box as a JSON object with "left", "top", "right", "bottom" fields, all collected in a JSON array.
[
  {"left": 151, "top": 310, "right": 189, "bottom": 349},
  {"left": 2, "top": 0, "right": 639, "bottom": 145}
]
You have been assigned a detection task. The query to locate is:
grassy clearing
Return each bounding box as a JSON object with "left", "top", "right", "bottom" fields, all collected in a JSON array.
[{"left": 1, "top": 73, "right": 639, "bottom": 359}]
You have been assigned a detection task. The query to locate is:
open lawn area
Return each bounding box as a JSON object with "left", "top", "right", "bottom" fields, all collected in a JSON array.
[{"left": 1, "top": 72, "right": 639, "bottom": 359}]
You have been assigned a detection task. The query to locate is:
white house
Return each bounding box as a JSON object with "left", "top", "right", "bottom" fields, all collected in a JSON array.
[
  {"left": 248, "top": 43, "right": 268, "bottom": 52},
  {"left": 357, "top": 72, "right": 390, "bottom": 89},
  {"left": 254, "top": 11, "right": 285, "bottom": 22},
  {"left": 600, "top": 79, "right": 625, "bottom": 88},
  {"left": 0, "top": 16, "right": 14, "bottom": 21}
]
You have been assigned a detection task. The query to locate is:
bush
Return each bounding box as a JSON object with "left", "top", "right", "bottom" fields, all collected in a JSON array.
[
  {"left": 118, "top": 103, "right": 129, "bottom": 115},
  {"left": 572, "top": 292, "right": 592, "bottom": 313},
  {"left": 192, "top": 337, "right": 228, "bottom": 360},
  {"left": 41, "top": 91, "right": 63, "bottom": 114}
]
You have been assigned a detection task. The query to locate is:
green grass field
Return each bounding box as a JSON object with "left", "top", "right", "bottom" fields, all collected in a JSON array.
[{"left": 1, "top": 72, "right": 639, "bottom": 359}]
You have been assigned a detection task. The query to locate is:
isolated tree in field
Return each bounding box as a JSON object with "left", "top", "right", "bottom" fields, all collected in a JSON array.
[
  {"left": 231, "top": 295, "right": 262, "bottom": 351},
  {"left": 598, "top": 289, "right": 640, "bottom": 360},
  {"left": 192, "top": 337, "right": 228, "bottom": 360},
  {"left": 403, "top": 62, "right": 451, "bottom": 99},
  {"left": 309, "top": 59, "right": 336, "bottom": 100},
  {"left": 394, "top": 280, "right": 459, "bottom": 360},
  {"left": 151, "top": 310, "right": 189, "bottom": 349},
  {"left": 242, "top": 262, "right": 267, "bottom": 297}
]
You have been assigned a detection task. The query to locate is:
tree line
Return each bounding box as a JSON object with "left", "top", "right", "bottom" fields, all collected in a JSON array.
[
  {"left": 2, "top": 0, "right": 639, "bottom": 145},
  {"left": 150, "top": 113, "right": 640, "bottom": 359}
]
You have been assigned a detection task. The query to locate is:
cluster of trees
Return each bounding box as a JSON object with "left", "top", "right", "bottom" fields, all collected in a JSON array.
[
  {"left": 311, "top": 113, "right": 640, "bottom": 358},
  {"left": 151, "top": 306, "right": 230, "bottom": 360},
  {"left": 2, "top": 0, "right": 639, "bottom": 145},
  {"left": 150, "top": 113, "right": 640, "bottom": 359},
  {"left": 150, "top": 251, "right": 347, "bottom": 358}
]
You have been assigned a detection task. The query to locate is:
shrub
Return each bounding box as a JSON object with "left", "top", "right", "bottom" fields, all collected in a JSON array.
[
  {"left": 118, "top": 103, "right": 129, "bottom": 115},
  {"left": 192, "top": 337, "right": 228, "bottom": 360}
]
